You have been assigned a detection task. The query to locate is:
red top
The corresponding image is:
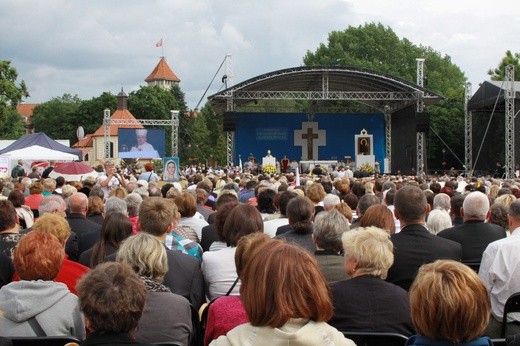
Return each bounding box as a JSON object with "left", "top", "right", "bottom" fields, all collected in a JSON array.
[
  {"left": 23, "top": 194, "right": 43, "bottom": 211},
  {"left": 204, "top": 295, "right": 249, "bottom": 346}
]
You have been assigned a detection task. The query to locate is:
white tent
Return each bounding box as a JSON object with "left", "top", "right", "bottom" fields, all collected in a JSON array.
[{"left": 0, "top": 145, "right": 80, "bottom": 161}]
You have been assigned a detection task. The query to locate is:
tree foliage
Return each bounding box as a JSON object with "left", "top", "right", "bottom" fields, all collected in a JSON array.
[
  {"left": 304, "top": 23, "right": 467, "bottom": 170},
  {"left": 76, "top": 92, "right": 117, "bottom": 137},
  {"left": 488, "top": 50, "right": 520, "bottom": 81},
  {"left": 0, "top": 61, "right": 28, "bottom": 139},
  {"left": 31, "top": 94, "right": 82, "bottom": 143}
]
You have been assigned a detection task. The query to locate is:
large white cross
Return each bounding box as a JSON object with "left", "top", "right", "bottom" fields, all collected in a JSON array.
[{"left": 294, "top": 122, "right": 326, "bottom": 160}]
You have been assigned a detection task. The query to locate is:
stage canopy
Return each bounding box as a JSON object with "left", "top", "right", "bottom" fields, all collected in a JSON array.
[
  {"left": 0, "top": 132, "right": 82, "bottom": 161},
  {"left": 208, "top": 65, "right": 442, "bottom": 114}
]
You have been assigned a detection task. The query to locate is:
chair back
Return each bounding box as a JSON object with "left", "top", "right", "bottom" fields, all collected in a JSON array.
[
  {"left": 502, "top": 292, "right": 520, "bottom": 337},
  {"left": 462, "top": 261, "right": 480, "bottom": 273},
  {"left": 9, "top": 336, "right": 80, "bottom": 346},
  {"left": 342, "top": 331, "right": 408, "bottom": 346}
]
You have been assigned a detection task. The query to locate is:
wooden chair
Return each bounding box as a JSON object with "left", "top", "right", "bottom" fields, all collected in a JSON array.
[
  {"left": 502, "top": 292, "right": 520, "bottom": 337},
  {"left": 342, "top": 331, "right": 408, "bottom": 346}
]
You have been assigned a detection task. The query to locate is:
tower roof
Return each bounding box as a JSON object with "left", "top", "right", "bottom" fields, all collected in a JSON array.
[{"left": 145, "top": 57, "right": 180, "bottom": 83}]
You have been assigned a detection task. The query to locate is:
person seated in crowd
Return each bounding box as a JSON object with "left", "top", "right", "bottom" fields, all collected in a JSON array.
[
  {"left": 275, "top": 196, "right": 315, "bottom": 252},
  {"left": 23, "top": 181, "right": 44, "bottom": 212},
  {"left": 76, "top": 262, "right": 149, "bottom": 345},
  {"left": 0, "top": 200, "right": 23, "bottom": 258},
  {"left": 426, "top": 209, "right": 453, "bottom": 235},
  {"left": 438, "top": 191, "right": 506, "bottom": 264},
  {"left": 117, "top": 233, "right": 192, "bottom": 345},
  {"left": 387, "top": 186, "right": 462, "bottom": 291},
  {"left": 312, "top": 209, "right": 348, "bottom": 283},
  {"left": 263, "top": 191, "right": 298, "bottom": 237},
  {"left": 125, "top": 193, "right": 143, "bottom": 234},
  {"left": 164, "top": 201, "right": 203, "bottom": 260},
  {"left": 86, "top": 195, "right": 105, "bottom": 226},
  {"left": 202, "top": 204, "right": 263, "bottom": 300},
  {"left": 305, "top": 183, "right": 327, "bottom": 216},
  {"left": 0, "top": 232, "right": 85, "bottom": 339},
  {"left": 204, "top": 233, "right": 271, "bottom": 345},
  {"left": 79, "top": 212, "right": 133, "bottom": 268},
  {"left": 359, "top": 204, "right": 396, "bottom": 235},
  {"left": 176, "top": 191, "right": 209, "bottom": 242},
  {"left": 13, "top": 213, "right": 90, "bottom": 295},
  {"left": 329, "top": 226, "right": 414, "bottom": 335},
  {"left": 201, "top": 193, "right": 238, "bottom": 251},
  {"left": 210, "top": 238, "right": 355, "bottom": 345},
  {"left": 8, "top": 189, "right": 34, "bottom": 229},
  {"left": 407, "top": 260, "right": 491, "bottom": 346}
]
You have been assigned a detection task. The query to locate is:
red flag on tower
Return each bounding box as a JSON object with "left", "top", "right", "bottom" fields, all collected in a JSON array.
[{"left": 156, "top": 39, "right": 163, "bottom": 48}]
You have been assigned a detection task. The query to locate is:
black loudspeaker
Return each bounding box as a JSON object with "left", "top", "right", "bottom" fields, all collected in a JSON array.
[
  {"left": 416, "top": 112, "right": 430, "bottom": 132},
  {"left": 223, "top": 111, "right": 236, "bottom": 132}
]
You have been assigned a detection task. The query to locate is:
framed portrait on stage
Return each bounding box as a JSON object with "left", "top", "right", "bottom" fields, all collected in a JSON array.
[
  {"left": 163, "top": 157, "right": 180, "bottom": 182},
  {"left": 357, "top": 137, "right": 371, "bottom": 155}
]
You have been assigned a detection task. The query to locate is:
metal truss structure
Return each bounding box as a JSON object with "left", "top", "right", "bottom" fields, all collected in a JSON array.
[
  {"left": 464, "top": 82, "right": 472, "bottom": 176},
  {"left": 416, "top": 59, "right": 425, "bottom": 176},
  {"left": 103, "top": 109, "right": 179, "bottom": 160},
  {"left": 208, "top": 65, "right": 442, "bottom": 169},
  {"left": 505, "top": 65, "right": 516, "bottom": 178}
]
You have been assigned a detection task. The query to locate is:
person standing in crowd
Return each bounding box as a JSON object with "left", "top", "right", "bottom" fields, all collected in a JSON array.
[
  {"left": 41, "top": 160, "right": 56, "bottom": 179},
  {"left": 11, "top": 160, "right": 25, "bottom": 179}
]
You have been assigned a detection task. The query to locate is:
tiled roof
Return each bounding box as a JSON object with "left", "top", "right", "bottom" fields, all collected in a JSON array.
[
  {"left": 16, "top": 103, "right": 38, "bottom": 117},
  {"left": 91, "top": 109, "right": 144, "bottom": 137},
  {"left": 145, "top": 57, "right": 180, "bottom": 83},
  {"left": 72, "top": 134, "right": 93, "bottom": 148}
]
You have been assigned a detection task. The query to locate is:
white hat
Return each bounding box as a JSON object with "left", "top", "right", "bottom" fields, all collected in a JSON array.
[{"left": 136, "top": 129, "right": 148, "bottom": 136}]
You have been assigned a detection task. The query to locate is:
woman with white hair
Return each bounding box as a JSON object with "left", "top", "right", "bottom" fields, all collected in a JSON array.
[
  {"left": 329, "top": 226, "right": 414, "bottom": 336},
  {"left": 426, "top": 209, "right": 453, "bottom": 235}
]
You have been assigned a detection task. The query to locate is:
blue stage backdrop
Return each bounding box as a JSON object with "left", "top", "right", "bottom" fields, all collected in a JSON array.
[{"left": 234, "top": 112, "right": 385, "bottom": 171}]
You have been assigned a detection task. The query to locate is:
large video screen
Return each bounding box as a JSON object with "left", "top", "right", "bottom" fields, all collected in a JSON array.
[{"left": 118, "top": 128, "right": 166, "bottom": 159}]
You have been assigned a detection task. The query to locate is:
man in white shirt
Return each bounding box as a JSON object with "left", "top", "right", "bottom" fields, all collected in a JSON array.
[{"left": 479, "top": 199, "right": 520, "bottom": 337}]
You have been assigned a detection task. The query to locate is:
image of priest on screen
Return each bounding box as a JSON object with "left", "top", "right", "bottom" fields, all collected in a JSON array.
[{"left": 131, "top": 129, "right": 156, "bottom": 152}]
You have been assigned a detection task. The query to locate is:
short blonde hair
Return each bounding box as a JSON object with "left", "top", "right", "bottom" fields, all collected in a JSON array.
[
  {"left": 342, "top": 226, "right": 393, "bottom": 279},
  {"left": 409, "top": 260, "right": 490, "bottom": 344},
  {"left": 305, "top": 183, "right": 326, "bottom": 204},
  {"left": 116, "top": 232, "right": 168, "bottom": 283},
  {"left": 32, "top": 213, "right": 71, "bottom": 245},
  {"left": 61, "top": 184, "right": 77, "bottom": 199}
]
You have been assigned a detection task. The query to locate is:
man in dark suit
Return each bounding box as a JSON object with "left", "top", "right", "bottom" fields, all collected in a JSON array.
[
  {"left": 66, "top": 192, "right": 101, "bottom": 261},
  {"left": 137, "top": 197, "right": 205, "bottom": 310},
  {"left": 438, "top": 191, "right": 506, "bottom": 264},
  {"left": 387, "top": 186, "right": 462, "bottom": 291}
]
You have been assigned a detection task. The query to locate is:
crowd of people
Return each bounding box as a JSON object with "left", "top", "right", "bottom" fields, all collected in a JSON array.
[{"left": 1, "top": 160, "right": 520, "bottom": 345}]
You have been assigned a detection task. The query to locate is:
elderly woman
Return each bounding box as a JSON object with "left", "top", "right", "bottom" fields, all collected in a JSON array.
[
  {"left": 79, "top": 212, "right": 133, "bottom": 268},
  {"left": 125, "top": 192, "right": 143, "bottom": 234},
  {"left": 77, "top": 262, "right": 148, "bottom": 345},
  {"left": 23, "top": 181, "right": 44, "bottom": 211},
  {"left": 275, "top": 196, "right": 315, "bottom": 252},
  {"left": 407, "top": 260, "right": 492, "bottom": 346},
  {"left": 329, "top": 226, "right": 414, "bottom": 336},
  {"left": 202, "top": 204, "right": 263, "bottom": 300},
  {"left": 312, "top": 209, "right": 349, "bottom": 283},
  {"left": 211, "top": 239, "right": 355, "bottom": 345},
  {"left": 426, "top": 209, "right": 453, "bottom": 235},
  {"left": 0, "top": 231, "right": 85, "bottom": 339},
  {"left": 117, "top": 232, "right": 192, "bottom": 344}
]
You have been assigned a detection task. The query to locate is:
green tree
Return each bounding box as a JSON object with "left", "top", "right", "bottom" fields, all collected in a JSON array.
[
  {"left": 488, "top": 50, "right": 520, "bottom": 81},
  {"left": 0, "top": 61, "right": 29, "bottom": 139},
  {"left": 191, "top": 104, "right": 227, "bottom": 166},
  {"left": 304, "top": 23, "right": 467, "bottom": 170},
  {"left": 31, "top": 94, "right": 82, "bottom": 143},
  {"left": 76, "top": 92, "right": 117, "bottom": 136}
]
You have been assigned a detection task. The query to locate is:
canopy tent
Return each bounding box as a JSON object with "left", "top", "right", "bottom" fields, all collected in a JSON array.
[{"left": 0, "top": 133, "right": 82, "bottom": 161}]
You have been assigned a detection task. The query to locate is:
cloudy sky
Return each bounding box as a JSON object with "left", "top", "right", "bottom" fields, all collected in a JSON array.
[{"left": 1, "top": 0, "right": 518, "bottom": 110}]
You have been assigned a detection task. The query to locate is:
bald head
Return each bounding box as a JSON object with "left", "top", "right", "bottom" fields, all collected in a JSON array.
[{"left": 68, "top": 192, "right": 88, "bottom": 215}]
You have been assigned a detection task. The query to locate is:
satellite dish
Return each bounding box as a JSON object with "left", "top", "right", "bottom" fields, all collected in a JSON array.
[{"left": 76, "top": 126, "right": 85, "bottom": 140}]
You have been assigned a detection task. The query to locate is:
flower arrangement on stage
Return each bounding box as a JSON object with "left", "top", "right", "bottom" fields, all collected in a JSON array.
[
  {"left": 262, "top": 164, "right": 277, "bottom": 175},
  {"left": 359, "top": 163, "right": 375, "bottom": 174}
]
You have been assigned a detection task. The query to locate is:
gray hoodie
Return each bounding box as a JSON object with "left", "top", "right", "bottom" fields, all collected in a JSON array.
[{"left": 0, "top": 280, "right": 85, "bottom": 340}]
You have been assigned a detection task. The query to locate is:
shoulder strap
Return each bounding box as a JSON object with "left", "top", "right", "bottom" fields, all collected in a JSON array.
[
  {"left": 27, "top": 316, "right": 47, "bottom": 337},
  {"left": 147, "top": 171, "right": 152, "bottom": 182},
  {"left": 225, "top": 277, "right": 240, "bottom": 296}
]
